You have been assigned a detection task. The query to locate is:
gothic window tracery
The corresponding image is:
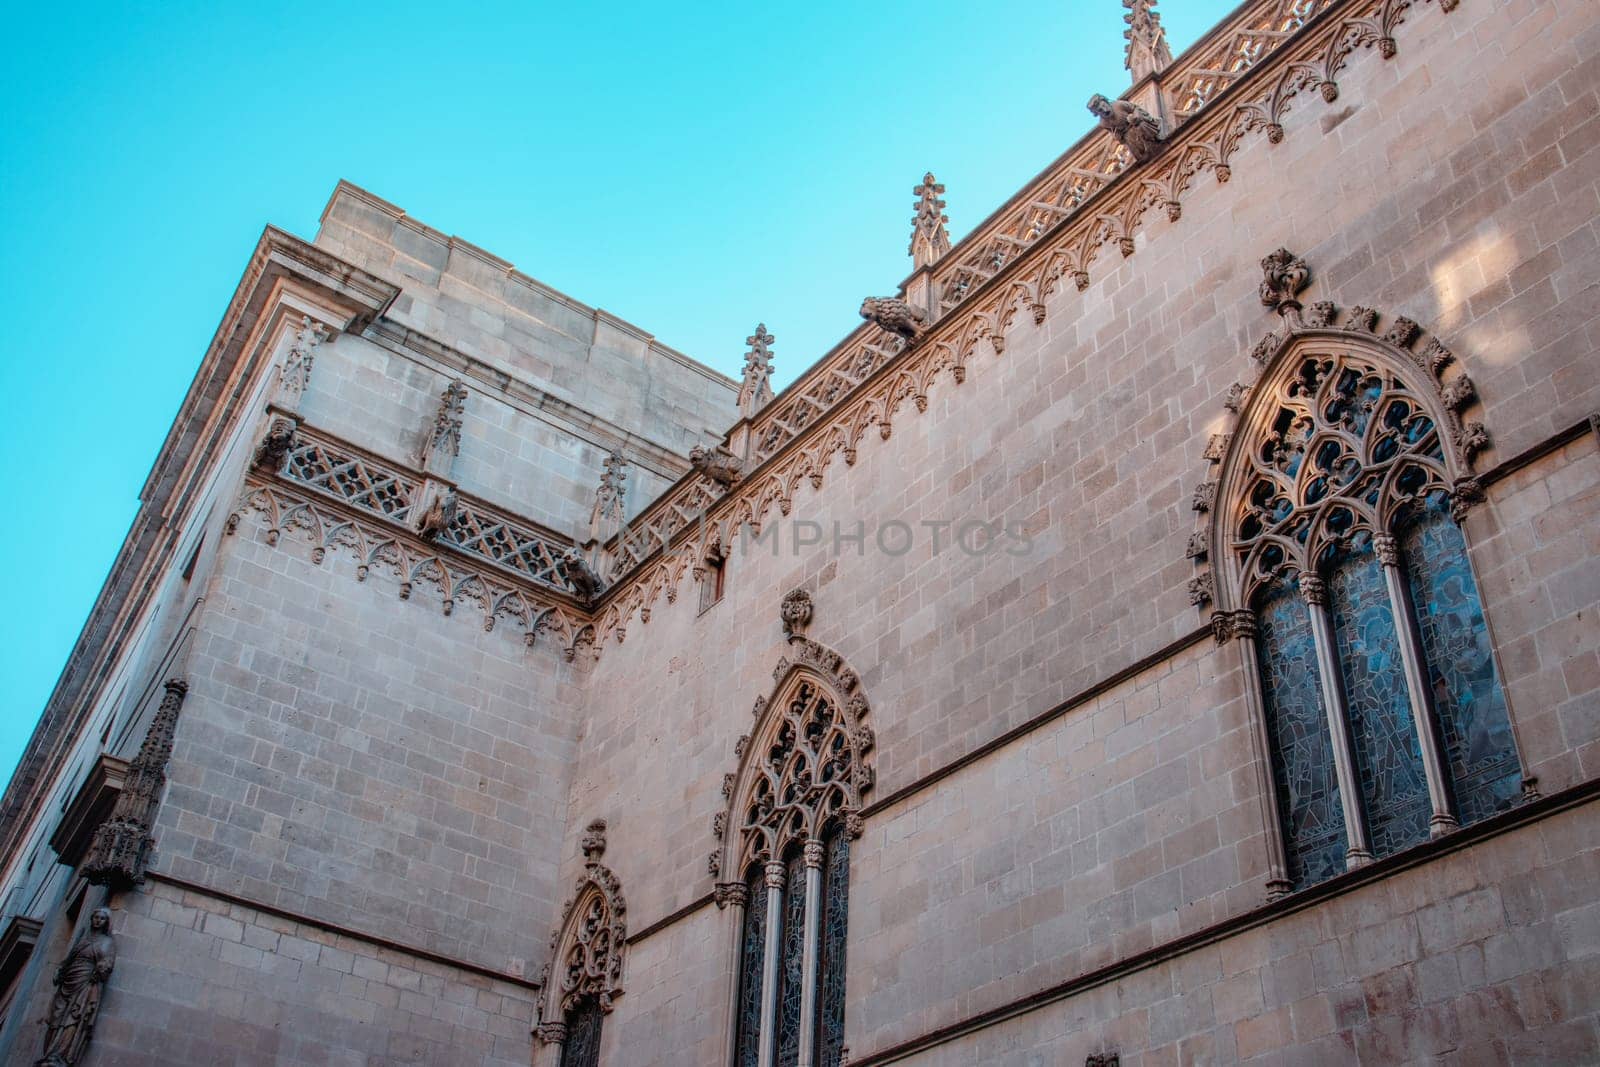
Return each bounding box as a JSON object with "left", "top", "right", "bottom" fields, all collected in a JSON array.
[
  {"left": 717, "top": 629, "right": 873, "bottom": 1067},
  {"left": 537, "top": 821, "right": 627, "bottom": 1060},
  {"left": 1216, "top": 338, "right": 1522, "bottom": 893}
]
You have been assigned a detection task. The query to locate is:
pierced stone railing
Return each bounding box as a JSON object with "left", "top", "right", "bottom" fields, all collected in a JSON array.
[{"left": 281, "top": 430, "right": 575, "bottom": 593}]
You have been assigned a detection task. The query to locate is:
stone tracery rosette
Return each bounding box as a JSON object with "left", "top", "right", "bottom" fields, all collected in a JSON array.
[
  {"left": 711, "top": 636, "right": 875, "bottom": 882},
  {"left": 536, "top": 819, "right": 628, "bottom": 1036}
]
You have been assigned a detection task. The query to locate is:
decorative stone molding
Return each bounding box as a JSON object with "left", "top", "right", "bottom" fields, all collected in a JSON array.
[
  {"left": 910, "top": 173, "right": 951, "bottom": 269},
  {"left": 1088, "top": 94, "right": 1163, "bottom": 163},
  {"left": 859, "top": 297, "right": 927, "bottom": 340},
  {"left": 780, "top": 588, "right": 814, "bottom": 641},
  {"left": 421, "top": 379, "right": 468, "bottom": 477},
  {"left": 36, "top": 907, "right": 115, "bottom": 1067},
  {"left": 1258, "top": 247, "right": 1310, "bottom": 317},
  {"left": 275, "top": 315, "right": 328, "bottom": 413},
  {"left": 536, "top": 819, "right": 628, "bottom": 1033},
  {"left": 711, "top": 637, "right": 875, "bottom": 881},
  {"left": 229, "top": 477, "right": 590, "bottom": 657},
  {"left": 738, "top": 325, "right": 777, "bottom": 419},
  {"left": 82, "top": 679, "right": 187, "bottom": 889},
  {"left": 1192, "top": 252, "right": 1496, "bottom": 612}
]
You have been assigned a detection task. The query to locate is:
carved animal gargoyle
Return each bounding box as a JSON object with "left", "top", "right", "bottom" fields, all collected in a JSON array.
[
  {"left": 859, "top": 297, "right": 928, "bottom": 341},
  {"left": 560, "top": 549, "right": 605, "bottom": 602},
  {"left": 689, "top": 445, "right": 743, "bottom": 488},
  {"left": 1088, "top": 93, "right": 1163, "bottom": 163},
  {"left": 413, "top": 488, "right": 458, "bottom": 541}
]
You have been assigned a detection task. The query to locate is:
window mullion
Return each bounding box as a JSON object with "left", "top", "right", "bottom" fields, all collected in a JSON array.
[
  {"left": 757, "top": 860, "right": 785, "bottom": 1067},
  {"left": 1374, "top": 534, "right": 1460, "bottom": 836},
  {"left": 1226, "top": 610, "right": 1293, "bottom": 898},
  {"left": 1300, "top": 574, "right": 1374, "bottom": 869},
  {"left": 796, "top": 840, "right": 825, "bottom": 1067}
]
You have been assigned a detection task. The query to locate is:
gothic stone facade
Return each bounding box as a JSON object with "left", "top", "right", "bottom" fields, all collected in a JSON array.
[{"left": 1, "top": 0, "right": 1598, "bottom": 1063}]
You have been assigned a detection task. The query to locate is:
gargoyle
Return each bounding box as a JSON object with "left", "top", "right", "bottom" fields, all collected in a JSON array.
[
  {"left": 859, "top": 297, "right": 927, "bottom": 341},
  {"left": 414, "top": 488, "right": 458, "bottom": 541},
  {"left": 560, "top": 549, "right": 605, "bottom": 602},
  {"left": 1088, "top": 93, "right": 1163, "bottom": 163},
  {"left": 689, "top": 445, "right": 743, "bottom": 488},
  {"left": 253, "top": 417, "right": 298, "bottom": 471}
]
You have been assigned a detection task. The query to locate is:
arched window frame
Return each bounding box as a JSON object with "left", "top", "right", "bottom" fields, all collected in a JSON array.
[
  {"left": 535, "top": 820, "right": 628, "bottom": 1065},
  {"left": 1194, "top": 264, "right": 1531, "bottom": 898},
  {"left": 710, "top": 589, "right": 875, "bottom": 1067}
]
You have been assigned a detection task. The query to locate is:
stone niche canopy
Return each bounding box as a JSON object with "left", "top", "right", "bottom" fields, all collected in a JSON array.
[{"left": 48, "top": 755, "right": 129, "bottom": 869}]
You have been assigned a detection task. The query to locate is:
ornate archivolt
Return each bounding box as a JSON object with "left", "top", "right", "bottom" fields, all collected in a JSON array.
[
  {"left": 1189, "top": 249, "right": 1489, "bottom": 617},
  {"left": 709, "top": 591, "right": 875, "bottom": 883},
  {"left": 535, "top": 820, "right": 628, "bottom": 1044}
]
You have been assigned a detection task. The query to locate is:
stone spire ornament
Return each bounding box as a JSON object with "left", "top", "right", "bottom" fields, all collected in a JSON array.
[
  {"left": 588, "top": 451, "right": 628, "bottom": 544},
  {"left": 909, "top": 172, "right": 951, "bottom": 269},
  {"left": 1123, "top": 0, "right": 1173, "bottom": 82},
  {"left": 737, "top": 325, "right": 776, "bottom": 419},
  {"left": 276, "top": 315, "right": 328, "bottom": 413},
  {"left": 82, "top": 679, "right": 189, "bottom": 889},
  {"left": 421, "top": 379, "right": 468, "bottom": 477}
]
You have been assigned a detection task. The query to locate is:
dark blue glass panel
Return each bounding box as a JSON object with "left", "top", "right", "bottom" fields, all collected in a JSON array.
[
  {"left": 817, "top": 831, "right": 850, "bottom": 1067},
  {"left": 776, "top": 853, "right": 807, "bottom": 1066},
  {"left": 1401, "top": 502, "right": 1521, "bottom": 822},
  {"left": 1329, "top": 549, "right": 1431, "bottom": 857},
  {"left": 734, "top": 869, "right": 768, "bottom": 1067},
  {"left": 1256, "top": 584, "right": 1346, "bottom": 888},
  {"left": 560, "top": 998, "right": 603, "bottom": 1067}
]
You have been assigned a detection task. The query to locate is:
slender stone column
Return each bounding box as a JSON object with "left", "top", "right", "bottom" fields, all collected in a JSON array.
[
  {"left": 1224, "top": 610, "right": 1293, "bottom": 897},
  {"left": 715, "top": 881, "right": 750, "bottom": 1067},
  {"left": 1373, "top": 534, "right": 1459, "bottom": 837},
  {"left": 796, "top": 840, "right": 825, "bottom": 1067},
  {"left": 757, "top": 860, "right": 785, "bottom": 1067},
  {"left": 1300, "top": 575, "right": 1373, "bottom": 868}
]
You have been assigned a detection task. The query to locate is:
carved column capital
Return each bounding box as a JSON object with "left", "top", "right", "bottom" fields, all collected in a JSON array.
[
  {"left": 1372, "top": 534, "right": 1400, "bottom": 568},
  {"left": 803, "top": 840, "right": 825, "bottom": 869},
  {"left": 764, "top": 860, "right": 787, "bottom": 890},
  {"left": 1298, "top": 573, "right": 1328, "bottom": 607},
  {"left": 536, "top": 1021, "right": 568, "bottom": 1046},
  {"left": 714, "top": 882, "right": 750, "bottom": 909}
]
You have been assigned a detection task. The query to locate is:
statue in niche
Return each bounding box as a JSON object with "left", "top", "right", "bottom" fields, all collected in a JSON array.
[{"left": 36, "top": 907, "right": 116, "bottom": 1067}]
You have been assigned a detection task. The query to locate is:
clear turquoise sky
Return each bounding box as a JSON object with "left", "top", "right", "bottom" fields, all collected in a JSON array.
[{"left": 0, "top": 1, "right": 1236, "bottom": 782}]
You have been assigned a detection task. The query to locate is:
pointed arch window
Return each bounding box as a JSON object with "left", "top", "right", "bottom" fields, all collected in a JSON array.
[
  {"left": 1214, "top": 338, "right": 1522, "bottom": 893},
  {"left": 536, "top": 820, "right": 627, "bottom": 1066},
  {"left": 713, "top": 628, "right": 874, "bottom": 1067}
]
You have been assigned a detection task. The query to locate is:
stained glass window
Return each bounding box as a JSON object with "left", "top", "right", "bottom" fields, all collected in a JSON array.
[
  {"left": 816, "top": 830, "right": 851, "bottom": 1067},
  {"left": 1255, "top": 582, "right": 1346, "bottom": 888},
  {"left": 733, "top": 868, "right": 768, "bottom": 1067},
  {"left": 776, "top": 853, "right": 806, "bottom": 1065},
  {"left": 1230, "top": 344, "right": 1522, "bottom": 893},
  {"left": 1401, "top": 497, "right": 1522, "bottom": 823},
  {"left": 561, "top": 997, "right": 603, "bottom": 1067},
  {"left": 1328, "top": 547, "right": 1431, "bottom": 857}
]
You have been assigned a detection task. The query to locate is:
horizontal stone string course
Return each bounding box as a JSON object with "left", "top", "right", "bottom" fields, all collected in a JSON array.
[{"left": 582, "top": 0, "right": 1459, "bottom": 652}]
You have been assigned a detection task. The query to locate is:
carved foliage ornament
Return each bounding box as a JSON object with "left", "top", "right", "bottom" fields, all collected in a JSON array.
[
  {"left": 537, "top": 819, "right": 627, "bottom": 1035},
  {"left": 712, "top": 639, "right": 875, "bottom": 882},
  {"left": 780, "top": 587, "right": 813, "bottom": 640}
]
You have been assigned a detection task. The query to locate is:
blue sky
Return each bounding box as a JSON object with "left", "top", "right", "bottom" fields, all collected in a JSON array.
[{"left": 0, "top": 0, "right": 1236, "bottom": 781}]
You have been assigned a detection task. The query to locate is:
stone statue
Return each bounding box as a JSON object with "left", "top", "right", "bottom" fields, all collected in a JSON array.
[
  {"left": 560, "top": 550, "right": 605, "bottom": 602},
  {"left": 859, "top": 297, "right": 927, "bottom": 341},
  {"left": 688, "top": 445, "right": 742, "bottom": 488},
  {"left": 36, "top": 907, "right": 115, "bottom": 1067},
  {"left": 1088, "top": 94, "right": 1163, "bottom": 163}
]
